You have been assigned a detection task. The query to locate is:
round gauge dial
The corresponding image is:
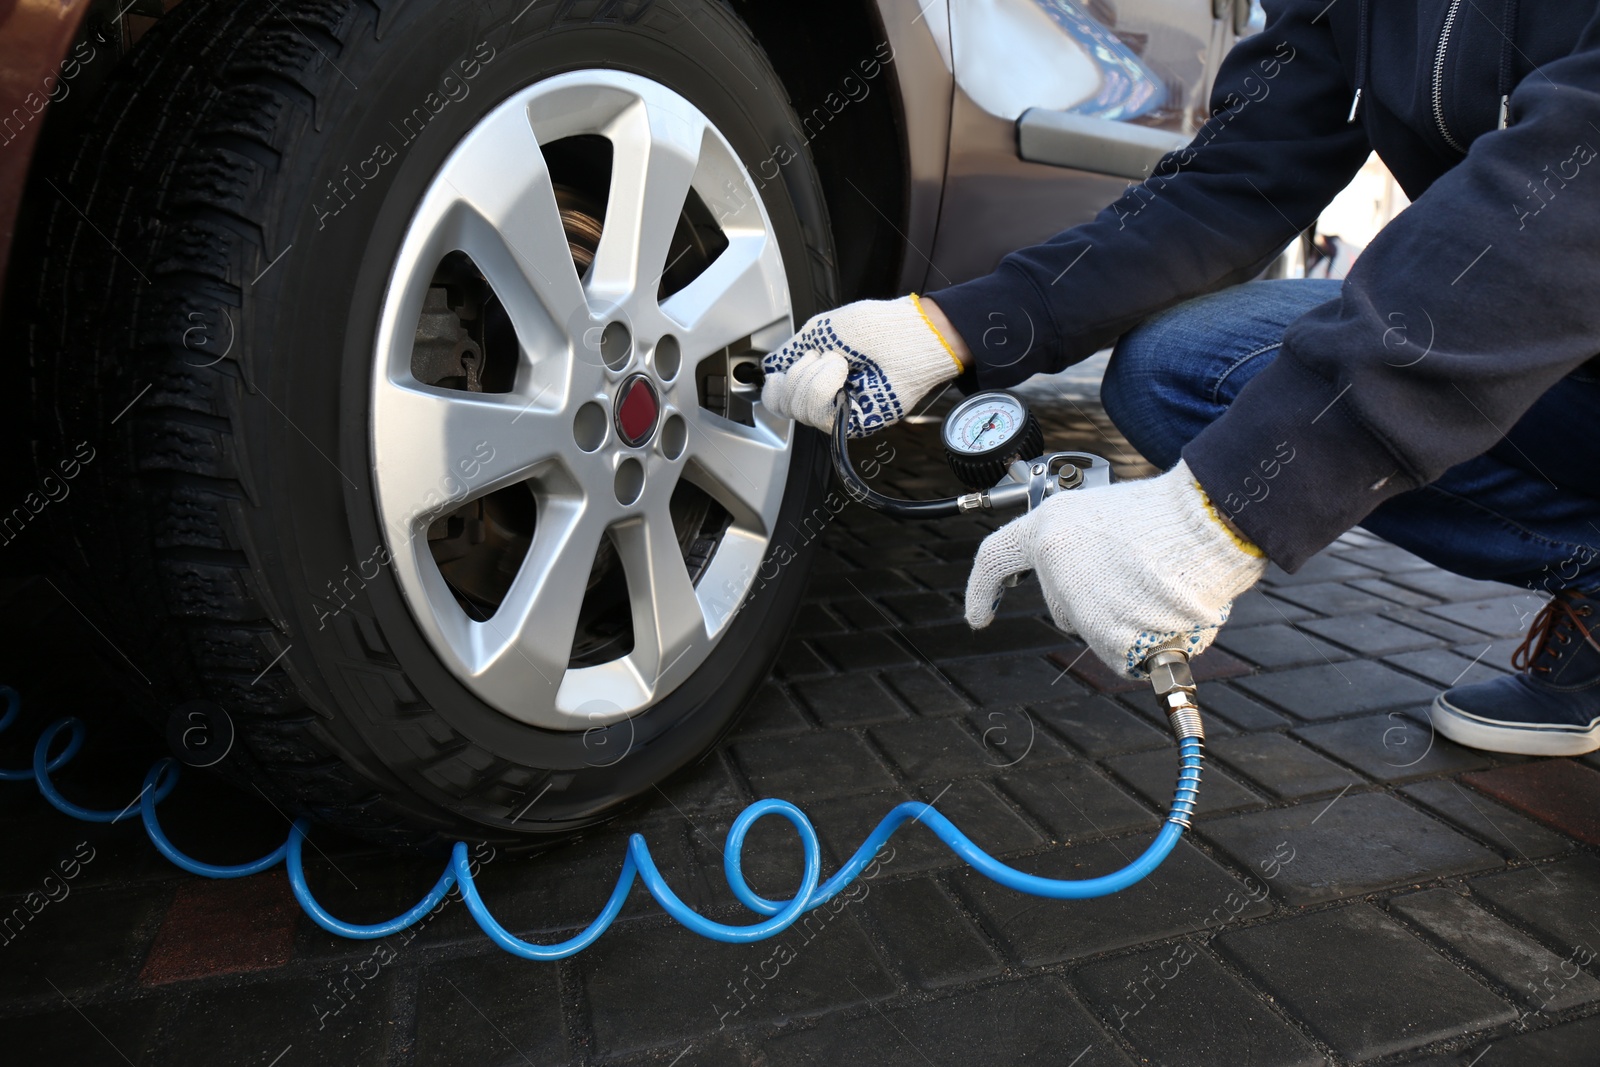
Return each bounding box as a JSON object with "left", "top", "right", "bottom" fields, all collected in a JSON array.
[
  {"left": 944, "top": 393, "right": 1027, "bottom": 455},
  {"left": 940, "top": 391, "right": 1044, "bottom": 491}
]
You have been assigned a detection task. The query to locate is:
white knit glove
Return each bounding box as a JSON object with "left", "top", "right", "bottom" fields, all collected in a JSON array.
[
  {"left": 965, "top": 460, "right": 1268, "bottom": 678},
  {"left": 761, "top": 295, "right": 964, "bottom": 437}
]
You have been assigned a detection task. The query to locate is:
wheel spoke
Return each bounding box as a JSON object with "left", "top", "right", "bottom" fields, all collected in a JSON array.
[
  {"left": 682, "top": 410, "right": 790, "bottom": 532},
  {"left": 611, "top": 501, "right": 705, "bottom": 683},
  {"left": 371, "top": 381, "right": 561, "bottom": 535},
  {"left": 660, "top": 233, "right": 789, "bottom": 357},
  {"left": 589, "top": 95, "right": 706, "bottom": 300},
  {"left": 434, "top": 102, "right": 590, "bottom": 346},
  {"left": 472, "top": 497, "right": 607, "bottom": 704}
]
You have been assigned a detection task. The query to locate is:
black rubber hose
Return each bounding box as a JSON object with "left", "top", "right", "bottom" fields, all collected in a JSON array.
[{"left": 829, "top": 390, "right": 965, "bottom": 518}]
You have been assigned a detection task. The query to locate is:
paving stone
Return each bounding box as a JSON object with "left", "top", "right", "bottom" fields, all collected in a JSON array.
[
  {"left": 923, "top": 536, "right": 986, "bottom": 562},
  {"left": 1193, "top": 684, "right": 1290, "bottom": 731},
  {"left": 1266, "top": 581, "right": 1396, "bottom": 616},
  {"left": 164, "top": 969, "right": 400, "bottom": 1065},
  {"left": 1384, "top": 647, "right": 1506, "bottom": 688},
  {"left": 869, "top": 719, "right": 992, "bottom": 780},
  {"left": 811, "top": 630, "right": 919, "bottom": 671},
  {"left": 139, "top": 871, "right": 297, "bottom": 985},
  {"left": 955, "top": 841, "right": 1270, "bottom": 966},
  {"left": 1331, "top": 544, "right": 1436, "bottom": 574},
  {"left": 759, "top": 977, "right": 1132, "bottom": 1066},
  {"left": 828, "top": 596, "right": 901, "bottom": 631},
  {"left": 1425, "top": 595, "right": 1544, "bottom": 639},
  {"left": 1299, "top": 612, "right": 1441, "bottom": 655},
  {"left": 838, "top": 543, "right": 939, "bottom": 568},
  {"left": 793, "top": 673, "right": 908, "bottom": 727},
  {"left": 1073, "top": 946, "right": 1323, "bottom": 1067},
  {"left": 1049, "top": 644, "right": 1143, "bottom": 693},
  {"left": 899, "top": 617, "right": 1067, "bottom": 661},
  {"left": 654, "top": 751, "right": 744, "bottom": 817},
  {"left": 578, "top": 908, "right": 896, "bottom": 1056},
  {"left": 1262, "top": 555, "right": 1380, "bottom": 586},
  {"left": 880, "top": 590, "right": 963, "bottom": 627},
  {"left": 1387, "top": 570, "right": 1523, "bottom": 601},
  {"left": 1472, "top": 855, "right": 1600, "bottom": 953},
  {"left": 880, "top": 666, "right": 971, "bottom": 717},
  {"left": 1216, "top": 904, "right": 1515, "bottom": 1060},
  {"left": 414, "top": 952, "right": 568, "bottom": 1066},
  {"left": 732, "top": 733, "right": 895, "bottom": 800},
  {"left": 808, "top": 544, "right": 856, "bottom": 571},
  {"left": 965, "top": 705, "right": 1072, "bottom": 769},
  {"left": 606, "top": 1037, "right": 748, "bottom": 1067},
  {"left": 1030, "top": 695, "right": 1171, "bottom": 756},
  {"left": 1235, "top": 660, "right": 1439, "bottom": 720},
  {"left": 807, "top": 569, "right": 920, "bottom": 600},
  {"left": 1200, "top": 792, "right": 1501, "bottom": 905},
  {"left": 1399, "top": 779, "right": 1573, "bottom": 860},
  {"left": 994, "top": 762, "right": 1158, "bottom": 842},
  {"left": 0, "top": 882, "right": 167, "bottom": 1002},
  {"left": 1381, "top": 606, "right": 1499, "bottom": 644},
  {"left": 1293, "top": 714, "right": 1492, "bottom": 781},
  {"left": 1455, "top": 1013, "right": 1600, "bottom": 1065},
  {"left": 728, "top": 684, "right": 811, "bottom": 739},
  {"left": 1334, "top": 527, "right": 1386, "bottom": 548},
  {"left": 1225, "top": 588, "right": 1314, "bottom": 627},
  {"left": 918, "top": 515, "right": 994, "bottom": 540},
  {"left": 1213, "top": 624, "right": 1353, "bottom": 669},
  {"left": 941, "top": 654, "right": 1065, "bottom": 706},
  {"left": 859, "top": 877, "right": 1003, "bottom": 989},
  {"left": 1457, "top": 635, "right": 1524, "bottom": 671},
  {"left": 0, "top": 809, "right": 170, "bottom": 899},
  {"left": 803, "top": 781, "right": 1043, "bottom": 875},
  {"left": 902, "top": 561, "right": 974, "bottom": 592},
  {"left": 1104, "top": 747, "right": 1265, "bottom": 817},
  {"left": 775, "top": 639, "right": 831, "bottom": 679},
  {"left": 1208, "top": 732, "right": 1363, "bottom": 799},
  {"left": 1348, "top": 576, "right": 1441, "bottom": 606},
  {"left": 0, "top": 997, "right": 172, "bottom": 1066},
  {"left": 788, "top": 603, "right": 845, "bottom": 638},
  {"left": 1462, "top": 760, "right": 1600, "bottom": 845},
  {"left": 1389, "top": 889, "right": 1600, "bottom": 1010}
]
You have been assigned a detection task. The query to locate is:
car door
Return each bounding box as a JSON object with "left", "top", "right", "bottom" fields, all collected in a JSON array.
[{"left": 930, "top": 0, "right": 1242, "bottom": 287}]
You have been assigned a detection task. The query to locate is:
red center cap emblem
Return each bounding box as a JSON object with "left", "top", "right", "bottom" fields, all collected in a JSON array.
[{"left": 615, "top": 375, "right": 659, "bottom": 447}]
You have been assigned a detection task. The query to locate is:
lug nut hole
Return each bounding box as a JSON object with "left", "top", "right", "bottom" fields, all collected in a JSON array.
[
  {"left": 614, "top": 457, "right": 644, "bottom": 505},
  {"left": 661, "top": 414, "right": 686, "bottom": 460},
  {"left": 654, "top": 335, "right": 682, "bottom": 382},
  {"left": 601, "top": 321, "right": 632, "bottom": 371},
  {"left": 573, "top": 401, "right": 607, "bottom": 452}
]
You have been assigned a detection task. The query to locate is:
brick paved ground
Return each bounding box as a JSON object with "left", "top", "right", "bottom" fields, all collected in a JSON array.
[{"left": 2, "top": 395, "right": 1599, "bottom": 1066}]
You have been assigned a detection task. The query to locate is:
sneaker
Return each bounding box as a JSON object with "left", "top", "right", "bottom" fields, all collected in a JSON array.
[{"left": 1430, "top": 589, "right": 1600, "bottom": 756}]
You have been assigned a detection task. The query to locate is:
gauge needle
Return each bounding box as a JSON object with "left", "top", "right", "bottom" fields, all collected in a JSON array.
[{"left": 968, "top": 413, "right": 998, "bottom": 449}]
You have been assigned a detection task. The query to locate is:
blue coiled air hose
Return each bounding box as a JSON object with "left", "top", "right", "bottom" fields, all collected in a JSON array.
[{"left": 0, "top": 669, "right": 1204, "bottom": 959}]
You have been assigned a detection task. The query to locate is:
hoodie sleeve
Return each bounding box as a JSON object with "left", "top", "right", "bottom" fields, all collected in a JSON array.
[
  {"left": 930, "top": 0, "right": 1371, "bottom": 388},
  {"left": 1184, "top": 11, "right": 1600, "bottom": 571}
]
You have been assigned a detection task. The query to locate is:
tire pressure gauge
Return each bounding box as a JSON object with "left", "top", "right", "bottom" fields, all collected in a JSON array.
[{"left": 941, "top": 391, "right": 1045, "bottom": 491}]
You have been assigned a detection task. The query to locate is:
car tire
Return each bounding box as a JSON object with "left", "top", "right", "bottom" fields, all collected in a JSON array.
[{"left": 28, "top": 0, "right": 835, "bottom": 850}]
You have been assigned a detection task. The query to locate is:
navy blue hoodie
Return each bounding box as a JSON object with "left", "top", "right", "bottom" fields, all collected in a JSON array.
[{"left": 932, "top": 0, "right": 1600, "bottom": 571}]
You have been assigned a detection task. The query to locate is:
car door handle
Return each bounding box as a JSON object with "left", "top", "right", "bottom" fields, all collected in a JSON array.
[{"left": 1015, "top": 108, "right": 1188, "bottom": 181}]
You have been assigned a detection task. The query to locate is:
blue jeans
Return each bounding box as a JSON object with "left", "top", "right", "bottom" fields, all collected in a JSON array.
[{"left": 1102, "top": 279, "right": 1600, "bottom": 592}]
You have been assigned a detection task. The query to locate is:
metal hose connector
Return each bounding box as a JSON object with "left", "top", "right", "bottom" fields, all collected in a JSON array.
[{"left": 1144, "top": 648, "right": 1205, "bottom": 829}]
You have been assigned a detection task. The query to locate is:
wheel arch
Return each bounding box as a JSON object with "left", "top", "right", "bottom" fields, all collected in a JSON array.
[{"left": 728, "top": 0, "right": 912, "bottom": 300}]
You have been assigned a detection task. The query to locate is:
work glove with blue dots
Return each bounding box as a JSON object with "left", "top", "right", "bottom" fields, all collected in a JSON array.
[{"left": 761, "top": 295, "right": 963, "bottom": 438}]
